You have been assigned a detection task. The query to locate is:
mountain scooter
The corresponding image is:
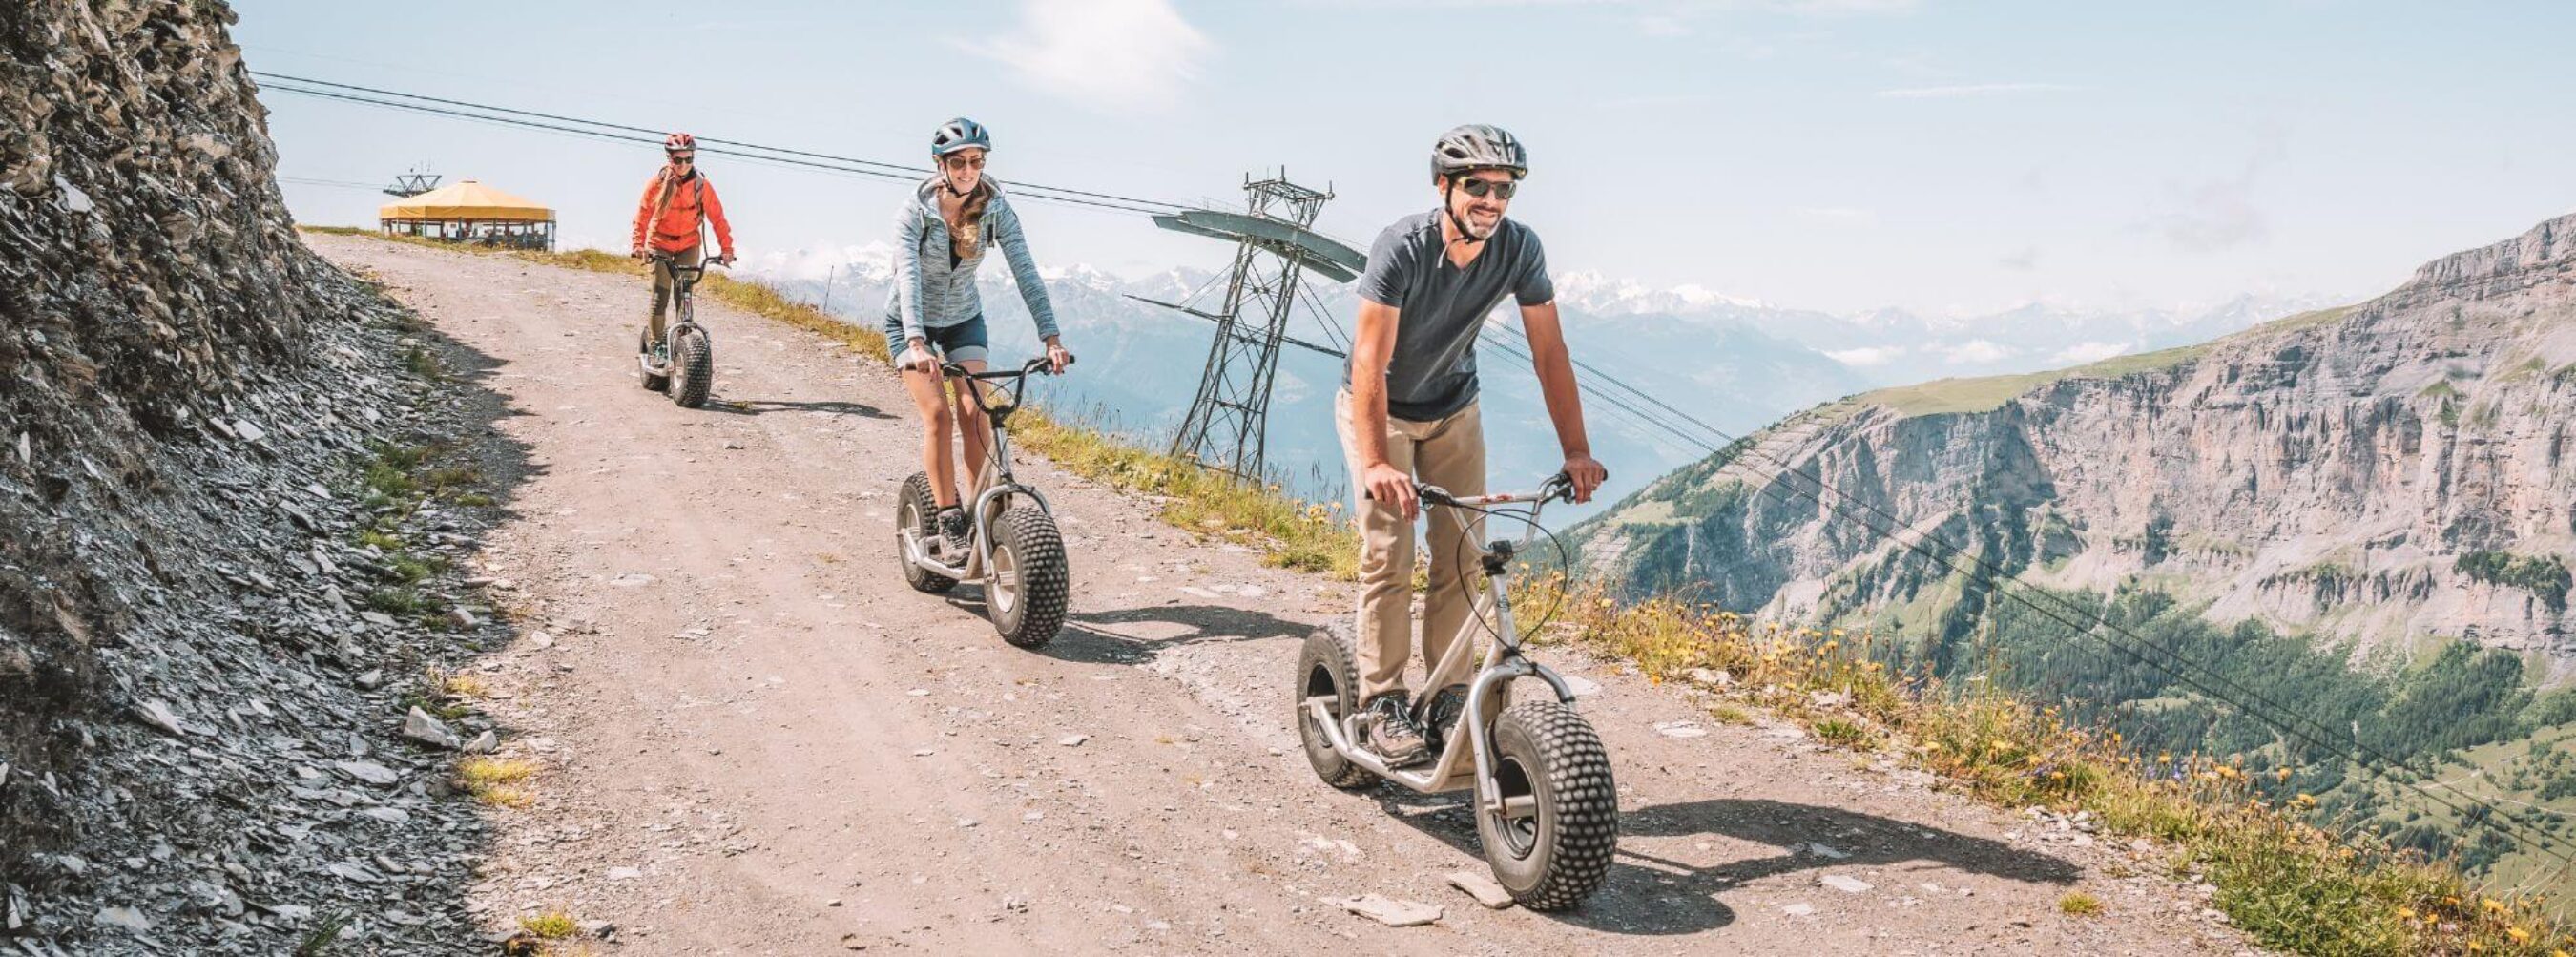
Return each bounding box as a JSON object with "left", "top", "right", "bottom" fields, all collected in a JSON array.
[
  {"left": 637, "top": 250, "right": 724, "bottom": 408},
  {"left": 895, "top": 356, "right": 1076, "bottom": 649},
  {"left": 1296, "top": 472, "right": 1617, "bottom": 910}
]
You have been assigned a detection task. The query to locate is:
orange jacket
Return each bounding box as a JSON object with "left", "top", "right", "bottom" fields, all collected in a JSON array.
[{"left": 631, "top": 168, "right": 734, "bottom": 257}]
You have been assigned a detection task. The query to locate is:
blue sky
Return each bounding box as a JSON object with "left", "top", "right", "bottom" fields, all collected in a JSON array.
[{"left": 242, "top": 0, "right": 2576, "bottom": 316}]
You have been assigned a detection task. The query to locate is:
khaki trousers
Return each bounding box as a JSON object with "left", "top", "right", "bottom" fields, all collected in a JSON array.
[
  {"left": 1336, "top": 389, "right": 1486, "bottom": 701},
  {"left": 647, "top": 244, "right": 702, "bottom": 344}
]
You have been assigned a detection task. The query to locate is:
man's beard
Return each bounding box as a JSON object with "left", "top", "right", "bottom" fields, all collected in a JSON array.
[{"left": 1458, "top": 207, "right": 1501, "bottom": 239}]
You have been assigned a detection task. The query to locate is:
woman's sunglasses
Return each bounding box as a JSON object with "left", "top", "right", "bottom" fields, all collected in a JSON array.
[
  {"left": 943, "top": 154, "right": 987, "bottom": 171},
  {"left": 668, "top": 154, "right": 696, "bottom": 164},
  {"left": 1455, "top": 177, "right": 1517, "bottom": 200}
]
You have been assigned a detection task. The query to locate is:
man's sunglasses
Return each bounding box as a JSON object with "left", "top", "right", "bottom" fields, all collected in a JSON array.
[{"left": 1455, "top": 177, "right": 1517, "bottom": 200}]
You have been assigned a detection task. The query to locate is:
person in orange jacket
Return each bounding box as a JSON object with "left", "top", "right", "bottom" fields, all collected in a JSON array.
[{"left": 631, "top": 132, "right": 736, "bottom": 361}]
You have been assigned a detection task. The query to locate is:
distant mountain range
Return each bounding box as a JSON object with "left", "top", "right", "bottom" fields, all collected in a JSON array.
[
  {"left": 1565, "top": 213, "right": 2576, "bottom": 888},
  {"left": 738, "top": 243, "right": 2327, "bottom": 523}
]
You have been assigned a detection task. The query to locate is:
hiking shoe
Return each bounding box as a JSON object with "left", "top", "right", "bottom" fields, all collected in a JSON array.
[
  {"left": 1422, "top": 684, "right": 1469, "bottom": 752},
  {"left": 1357, "top": 692, "right": 1430, "bottom": 767},
  {"left": 936, "top": 507, "right": 971, "bottom": 555}
]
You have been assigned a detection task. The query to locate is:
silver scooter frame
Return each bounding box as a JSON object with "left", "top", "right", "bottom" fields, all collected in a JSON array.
[
  {"left": 896, "top": 358, "right": 1064, "bottom": 592},
  {"left": 1301, "top": 474, "right": 1579, "bottom": 828}
]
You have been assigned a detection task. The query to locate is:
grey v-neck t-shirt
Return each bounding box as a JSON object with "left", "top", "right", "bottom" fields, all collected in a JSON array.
[{"left": 1344, "top": 209, "right": 1553, "bottom": 422}]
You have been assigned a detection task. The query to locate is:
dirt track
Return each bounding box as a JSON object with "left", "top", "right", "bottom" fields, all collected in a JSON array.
[{"left": 310, "top": 233, "right": 2253, "bottom": 955}]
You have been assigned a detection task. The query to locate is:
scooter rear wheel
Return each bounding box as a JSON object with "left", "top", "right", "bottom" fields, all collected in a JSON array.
[
  {"left": 638, "top": 328, "right": 670, "bottom": 393},
  {"left": 1478, "top": 700, "right": 1617, "bottom": 910},
  {"left": 897, "top": 471, "right": 957, "bottom": 593},
  {"left": 1295, "top": 623, "right": 1379, "bottom": 790}
]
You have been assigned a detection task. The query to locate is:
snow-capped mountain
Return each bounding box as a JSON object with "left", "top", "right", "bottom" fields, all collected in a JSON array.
[{"left": 739, "top": 246, "right": 2335, "bottom": 519}]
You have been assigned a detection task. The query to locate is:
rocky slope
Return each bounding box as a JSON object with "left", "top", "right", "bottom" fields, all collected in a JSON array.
[
  {"left": 1575, "top": 212, "right": 2576, "bottom": 669},
  {"left": 3, "top": 3, "right": 500, "bottom": 951}
]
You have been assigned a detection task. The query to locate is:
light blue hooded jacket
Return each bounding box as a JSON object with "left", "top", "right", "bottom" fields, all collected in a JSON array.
[{"left": 883, "top": 176, "right": 1060, "bottom": 344}]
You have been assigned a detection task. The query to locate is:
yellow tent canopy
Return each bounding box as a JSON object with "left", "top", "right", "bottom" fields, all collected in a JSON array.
[{"left": 378, "top": 179, "right": 552, "bottom": 222}]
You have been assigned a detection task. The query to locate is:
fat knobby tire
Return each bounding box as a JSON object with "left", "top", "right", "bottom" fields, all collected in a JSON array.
[
  {"left": 898, "top": 471, "right": 957, "bottom": 593},
  {"left": 638, "top": 327, "right": 669, "bottom": 393},
  {"left": 671, "top": 328, "right": 713, "bottom": 408},
  {"left": 987, "top": 507, "right": 1069, "bottom": 649},
  {"left": 1483, "top": 699, "right": 1617, "bottom": 910},
  {"left": 1295, "top": 622, "right": 1379, "bottom": 789}
]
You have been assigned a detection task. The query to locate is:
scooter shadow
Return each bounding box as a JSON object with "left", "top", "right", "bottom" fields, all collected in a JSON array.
[
  {"left": 1367, "top": 791, "right": 2076, "bottom": 936},
  {"left": 937, "top": 595, "right": 1312, "bottom": 665},
  {"left": 702, "top": 398, "right": 895, "bottom": 419}
]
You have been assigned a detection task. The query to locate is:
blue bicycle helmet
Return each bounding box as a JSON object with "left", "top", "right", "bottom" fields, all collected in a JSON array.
[{"left": 932, "top": 117, "right": 992, "bottom": 156}]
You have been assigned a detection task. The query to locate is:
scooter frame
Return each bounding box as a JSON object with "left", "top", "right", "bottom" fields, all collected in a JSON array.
[
  {"left": 638, "top": 249, "right": 725, "bottom": 381},
  {"left": 895, "top": 357, "right": 1065, "bottom": 589},
  {"left": 1302, "top": 474, "right": 1580, "bottom": 827}
]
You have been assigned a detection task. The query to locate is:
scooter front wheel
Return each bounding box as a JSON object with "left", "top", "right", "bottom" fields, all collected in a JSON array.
[
  {"left": 1478, "top": 699, "right": 1617, "bottom": 910},
  {"left": 987, "top": 506, "right": 1069, "bottom": 649},
  {"left": 670, "top": 326, "right": 714, "bottom": 408}
]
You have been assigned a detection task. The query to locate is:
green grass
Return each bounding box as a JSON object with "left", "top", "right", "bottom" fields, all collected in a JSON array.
[
  {"left": 1527, "top": 577, "right": 2574, "bottom": 956},
  {"left": 2059, "top": 891, "right": 2105, "bottom": 917}
]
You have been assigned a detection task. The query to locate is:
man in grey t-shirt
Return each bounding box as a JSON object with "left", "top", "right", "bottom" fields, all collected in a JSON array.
[{"left": 1335, "top": 124, "right": 1608, "bottom": 766}]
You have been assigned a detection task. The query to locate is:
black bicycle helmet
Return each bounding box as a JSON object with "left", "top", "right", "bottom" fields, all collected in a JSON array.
[
  {"left": 932, "top": 117, "right": 992, "bottom": 156},
  {"left": 1431, "top": 124, "right": 1527, "bottom": 179}
]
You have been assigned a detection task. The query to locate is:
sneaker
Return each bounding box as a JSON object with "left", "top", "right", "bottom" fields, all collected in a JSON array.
[
  {"left": 1356, "top": 693, "right": 1430, "bottom": 767},
  {"left": 1421, "top": 684, "right": 1469, "bottom": 752},
  {"left": 936, "top": 507, "right": 970, "bottom": 554}
]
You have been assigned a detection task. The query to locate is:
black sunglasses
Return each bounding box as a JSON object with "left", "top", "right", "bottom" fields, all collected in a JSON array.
[
  {"left": 668, "top": 154, "right": 696, "bottom": 163},
  {"left": 1455, "top": 177, "right": 1518, "bottom": 199}
]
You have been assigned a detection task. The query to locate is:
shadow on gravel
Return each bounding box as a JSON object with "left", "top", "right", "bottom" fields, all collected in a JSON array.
[
  {"left": 1000, "top": 603, "right": 1315, "bottom": 664},
  {"left": 703, "top": 397, "right": 897, "bottom": 419},
  {"left": 1368, "top": 792, "right": 2077, "bottom": 936}
]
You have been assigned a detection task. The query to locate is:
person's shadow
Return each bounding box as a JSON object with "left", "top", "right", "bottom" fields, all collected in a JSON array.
[
  {"left": 1370, "top": 791, "right": 2078, "bottom": 935},
  {"left": 937, "top": 594, "right": 1315, "bottom": 664},
  {"left": 703, "top": 398, "right": 894, "bottom": 419}
]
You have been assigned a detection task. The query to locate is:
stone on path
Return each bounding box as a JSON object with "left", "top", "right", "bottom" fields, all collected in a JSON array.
[
  {"left": 1330, "top": 894, "right": 1442, "bottom": 927},
  {"left": 403, "top": 706, "right": 460, "bottom": 749},
  {"left": 1444, "top": 870, "right": 1515, "bottom": 909},
  {"left": 1819, "top": 874, "right": 1873, "bottom": 894}
]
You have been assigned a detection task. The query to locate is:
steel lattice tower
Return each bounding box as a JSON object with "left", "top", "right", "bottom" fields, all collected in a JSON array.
[{"left": 1132, "top": 172, "right": 1364, "bottom": 484}]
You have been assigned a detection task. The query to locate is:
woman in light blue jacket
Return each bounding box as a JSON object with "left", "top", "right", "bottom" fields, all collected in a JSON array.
[{"left": 884, "top": 117, "right": 1073, "bottom": 551}]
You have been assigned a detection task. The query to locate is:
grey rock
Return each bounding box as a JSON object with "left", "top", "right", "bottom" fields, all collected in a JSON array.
[
  {"left": 463, "top": 730, "right": 499, "bottom": 754},
  {"left": 232, "top": 419, "right": 267, "bottom": 443},
  {"left": 53, "top": 176, "right": 93, "bottom": 214},
  {"left": 334, "top": 760, "right": 400, "bottom": 786},
  {"left": 134, "top": 699, "right": 192, "bottom": 737},
  {"left": 1819, "top": 874, "right": 1873, "bottom": 893},
  {"left": 93, "top": 905, "right": 152, "bottom": 931},
  {"left": 402, "top": 707, "right": 460, "bottom": 750}
]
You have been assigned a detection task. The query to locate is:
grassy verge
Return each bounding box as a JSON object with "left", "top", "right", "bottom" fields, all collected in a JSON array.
[
  {"left": 312, "top": 227, "right": 2564, "bottom": 953},
  {"left": 1521, "top": 575, "right": 2573, "bottom": 956}
]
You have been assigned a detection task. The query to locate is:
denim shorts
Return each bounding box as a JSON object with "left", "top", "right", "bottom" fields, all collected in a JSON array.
[{"left": 884, "top": 313, "right": 989, "bottom": 365}]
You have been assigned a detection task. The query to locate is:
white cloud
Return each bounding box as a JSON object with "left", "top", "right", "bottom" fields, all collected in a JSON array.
[
  {"left": 1931, "top": 339, "right": 2014, "bottom": 364},
  {"left": 1874, "top": 82, "right": 2081, "bottom": 100},
  {"left": 1824, "top": 345, "right": 1904, "bottom": 367},
  {"left": 960, "top": 0, "right": 1214, "bottom": 114},
  {"left": 2145, "top": 125, "right": 2288, "bottom": 252},
  {"left": 2050, "top": 341, "right": 2134, "bottom": 365}
]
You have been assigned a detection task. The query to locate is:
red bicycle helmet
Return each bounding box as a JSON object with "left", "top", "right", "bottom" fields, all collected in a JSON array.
[{"left": 664, "top": 132, "right": 696, "bottom": 154}]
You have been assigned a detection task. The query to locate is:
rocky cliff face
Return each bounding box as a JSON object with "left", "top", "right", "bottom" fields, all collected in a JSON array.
[
  {"left": 3, "top": 3, "right": 497, "bottom": 949},
  {"left": 1576, "top": 213, "right": 2576, "bottom": 671}
]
